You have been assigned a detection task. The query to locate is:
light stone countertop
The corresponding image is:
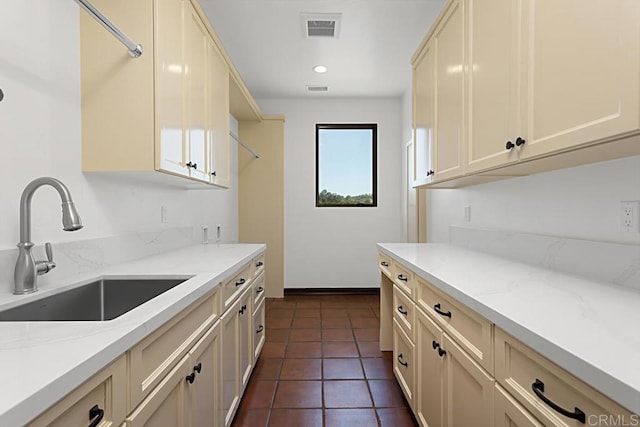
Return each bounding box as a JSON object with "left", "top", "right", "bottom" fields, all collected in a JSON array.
[
  {"left": 0, "top": 243, "right": 265, "bottom": 427},
  {"left": 377, "top": 243, "right": 640, "bottom": 415}
]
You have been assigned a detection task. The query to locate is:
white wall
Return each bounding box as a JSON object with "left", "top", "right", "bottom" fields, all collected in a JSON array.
[
  {"left": 258, "top": 98, "right": 404, "bottom": 289},
  {"left": 426, "top": 156, "right": 640, "bottom": 245},
  {"left": 0, "top": 1, "right": 237, "bottom": 251}
]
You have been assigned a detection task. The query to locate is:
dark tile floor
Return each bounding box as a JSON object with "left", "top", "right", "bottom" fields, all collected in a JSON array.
[{"left": 232, "top": 293, "right": 418, "bottom": 427}]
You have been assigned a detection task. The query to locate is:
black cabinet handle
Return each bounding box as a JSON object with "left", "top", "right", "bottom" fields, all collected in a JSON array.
[
  {"left": 88, "top": 405, "right": 104, "bottom": 427},
  {"left": 193, "top": 362, "right": 202, "bottom": 373},
  {"left": 515, "top": 137, "right": 526, "bottom": 147},
  {"left": 433, "top": 303, "right": 452, "bottom": 318},
  {"left": 431, "top": 341, "right": 446, "bottom": 357},
  {"left": 235, "top": 278, "right": 246, "bottom": 286},
  {"left": 256, "top": 325, "right": 264, "bottom": 333},
  {"left": 397, "top": 274, "right": 409, "bottom": 282},
  {"left": 192, "top": 162, "right": 197, "bottom": 169},
  {"left": 532, "top": 379, "right": 585, "bottom": 423},
  {"left": 186, "top": 373, "right": 195, "bottom": 384},
  {"left": 426, "top": 170, "right": 434, "bottom": 176},
  {"left": 397, "top": 353, "right": 409, "bottom": 367},
  {"left": 432, "top": 340, "right": 439, "bottom": 350},
  {"left": 211, "top": 171, "right": 217, "bottom": 176},
  {"left": 380, "top": 261, "right": 389, "bottom": 267},
  {"left": 239, "top": 304, "right": 247, "bottom": 315},
  {"left": 256, "top": 261, "right": 264, "bottom": 267},
  {"left": 256, "top": 286, "right": 264, "bottom": 294},
  {"left": 506, "top": 141, "right": 515, "bottom": 150},
  {"left": 397, "top": 306, "right": 408, "bottom": 316}
]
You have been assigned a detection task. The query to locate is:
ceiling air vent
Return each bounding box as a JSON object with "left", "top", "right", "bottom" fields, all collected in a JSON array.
[
  {"left": 301, "top": 13, "right": 342, "bottom": 38},
  {"left": 307, "top": 85, "right": 329, "bottom": 92}
]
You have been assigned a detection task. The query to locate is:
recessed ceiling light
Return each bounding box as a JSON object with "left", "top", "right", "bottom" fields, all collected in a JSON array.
[{"left": 313, "top": 65, "right": 328, "bottom": 73}]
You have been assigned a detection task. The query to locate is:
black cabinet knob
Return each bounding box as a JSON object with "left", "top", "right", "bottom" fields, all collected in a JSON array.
[
  {"left": 211, "top": 171, "right": 217, "bottom": 176},
  {"left": 193, "top": 362, "right": 202, "bottom": 373},
  {"left": 426, "top": 170, "right": 434, "bottom": 177},
  {"left": 505, "top": 141, "right": 515, "bottom": 150},
  {"left": 186, "top": 373, "right": 196, "bottom": 384},
  {"left": 515, "top": 137, "right": 526, "bottom": 147}
]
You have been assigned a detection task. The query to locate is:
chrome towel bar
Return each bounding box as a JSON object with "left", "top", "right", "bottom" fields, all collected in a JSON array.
[
  {"left": 230, "top": 131, "right": 259, "bottom": 159},
  {"left": 73, "top": 0, "right": 143, "bottom": 58}
]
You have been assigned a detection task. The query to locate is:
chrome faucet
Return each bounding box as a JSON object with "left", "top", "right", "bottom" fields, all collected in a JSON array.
[{"left": 14, "top": 177, "right": 83, "bottom": 294}]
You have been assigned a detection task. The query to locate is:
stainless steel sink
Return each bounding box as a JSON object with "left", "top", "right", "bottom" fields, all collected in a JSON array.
[{"left": 0, "top": 278, "right": 186, "bottom": 321}]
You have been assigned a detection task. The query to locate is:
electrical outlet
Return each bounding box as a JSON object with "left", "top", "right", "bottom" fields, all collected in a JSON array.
[
  {"left": 160, "top": 206, "right": 168, "bottom": 224},
  {"left": 620, "top": 201, "right": 640, "bottom": 233},
  {"left": 464, "top": 205, "right": 471, "bottom": 222}
]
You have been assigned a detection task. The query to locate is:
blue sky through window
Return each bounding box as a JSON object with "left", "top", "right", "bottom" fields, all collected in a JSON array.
[{"left": 318, "top": 128, "right": 373, "bottom": 196}]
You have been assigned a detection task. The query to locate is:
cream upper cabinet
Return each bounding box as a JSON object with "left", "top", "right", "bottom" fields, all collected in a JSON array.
[
  {"left": 518, "top": 0, "right": 640, "bottom": 160},
  {"left": 465, "top": 0, "right": 521, "bottom": 174},
  {"left": 183, "top": 2, "right": 209, "bottom": 181},
  {"left": 207, "top": 40, "right": 231, "bottom": 188},
  {"left": 156, "top": 0, "right": 187, "bottom": 177},
  {"left": 432, "top": 0, "right": 465, "bottom": 182},
  {"left": 80, "top": 0, "right": 231, "bottom": 188},
  {"left": 413, "top": 41, "right": 435, "bottom": 186}
]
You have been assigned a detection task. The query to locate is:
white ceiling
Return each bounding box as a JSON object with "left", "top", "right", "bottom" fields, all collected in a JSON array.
[{"left": 199, "top": 0, "right": 446, "bottom": 99}]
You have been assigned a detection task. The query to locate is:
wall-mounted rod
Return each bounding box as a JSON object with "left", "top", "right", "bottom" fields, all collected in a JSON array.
[
  {"left": 73, "top": 0, "right": 143, "bottom": 58},
  {"left": 230, "top": 131, "right": 259, "bottom": 159}
]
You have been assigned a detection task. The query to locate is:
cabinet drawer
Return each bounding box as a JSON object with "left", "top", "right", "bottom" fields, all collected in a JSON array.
[
  {"left": 129, "top": 289, "right": 218, "bottom": 409},
  {"left": 253, "top": 272, "right": 266, "bottom": 311},
  {"left": 394, "top": 262, "right": 415, "bottom": 298},
  {"left": 393, "top": 318, "right": 415, "bottom": 407},
  {"left": 378, "top": 252, "right": 393, "bottom": 279},
  {"left": 27, "top": 355, "right": 127, "bottom": 427},
  {"left": 494, "top": 384, "right": 543, "bottom": 427},
  {"left": 222, "top": 264, "right": 252, "bottom": 310},
  {"left": 495, "top": 328, "right": 635, "bottom": 426},
  {"left": 253, "top": 299, "right": 266, "bottom": 360},
  {"left": 393, "top": 284, "right": 415, "bottom": 342},
  {"left": 416, "top": 276, "right": 493, "bottom": 373},
  {"left": 253, "top": 253, "right": 265, "bottom": 279}
]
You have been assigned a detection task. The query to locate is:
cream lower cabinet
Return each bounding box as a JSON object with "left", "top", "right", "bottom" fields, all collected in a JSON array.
[
  {"left": 380, "top": 251, "right": 638, "bottom": 427},
  {"left": 415, "top": 306, "right": 494, "bottom": 427}
]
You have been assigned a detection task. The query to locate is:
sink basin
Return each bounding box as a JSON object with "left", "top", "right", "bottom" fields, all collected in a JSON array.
[{"left": 0, "top": 278, "right": 186, "bottom": 321}]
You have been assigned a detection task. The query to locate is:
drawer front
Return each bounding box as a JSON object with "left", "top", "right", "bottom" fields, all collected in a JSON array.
[
  {"left": 394, "top": 262, "right": 415, "bottom": 298},
  {"left": 416, "top": 276, "right": 493, "bottom": 373},
  {"left": 495, "top": 328, "right": 635, "bottom": 426},
  {"left": 494, "top": 384, "right": 544, "bottom": 427},
  {"left": 129, "top": 289, "right": 218, "bottom": 409},
  {"left": 393, "top": 284, "right": 416, "bottom": 342},
  {"left": 253, "top": 272, "right": 266, "bottom": 310},
  {"left": 253, "top": 253, "right": 265, "bottom": 279},
  {"left": 393, "top": 318, "right": 416, "bottom": 407},
  {"left": 222, "top": 264, "right": 252, "bottom": 310},
  {"left": 378, "top": 252, "right": 393, "bottom": 279},
  {"left": 253, "top": 299, "right": 266, "bottom": 360},
  {"left": 28, "top": 355, "right": 127, "bottom": 427}
]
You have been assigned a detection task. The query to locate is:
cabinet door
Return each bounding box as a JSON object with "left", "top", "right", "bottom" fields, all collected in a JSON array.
[
  {"left": 238, "top": 290, "right": 253, "bottom": 392},
  {"left": 253, "top": 299, "right": 266, "bottom": 360},
  {"left": 184, "top": 3, "right": 209, "bottom": 181},
  {"left": 443, "top": 334, "right": 494, "bottom": 427},
  {"left": 221, "top": 300, "right": 240, "bottom": 427},
  {"left": 433, "top": 0, "right": 465, "bottom": 182},
  {"left": 393, "top": 318, "right": 416, "bottom": 406},
  {"left": 187, "top": 322, "right": 221, "bottom": 427},
  {"left": 126, "top": 355, "right": 190, "bottom": 427},
  {"left": 413, "top": 41, "right": 435, "bottom": 186},
  {"left": 155, "top": 0, "right": 188, "bottom": 177},
  {"left": 207, "top": 39, "right": 230, "bottom": 188},
  {"left": 494, "top": 384, "right": 543, "bottom": 427},
  {"left": 519, "top": 0, "right": 640, "bottom": 159},
  {"left": 465, "top": 0, "right": 521, "bottom": 173},
  {"left": 416, "top": 308, "right": 444, "bottom": 427}
]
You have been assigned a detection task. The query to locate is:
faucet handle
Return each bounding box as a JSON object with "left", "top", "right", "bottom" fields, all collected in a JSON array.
[{"left": 45, "top": 242, "right": 54, "bottom": 263}]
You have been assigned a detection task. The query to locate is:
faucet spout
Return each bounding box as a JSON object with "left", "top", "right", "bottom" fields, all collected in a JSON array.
[{"left": 14, "top": 177, "right": 84, "bottom": 294}]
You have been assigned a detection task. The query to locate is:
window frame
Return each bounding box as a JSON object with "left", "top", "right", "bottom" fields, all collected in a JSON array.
[{"left": 315, "top": 123, "right": 378, "bottom": 208}]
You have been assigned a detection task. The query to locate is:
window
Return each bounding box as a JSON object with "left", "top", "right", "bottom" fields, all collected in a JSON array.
[{"left": 316, "top": 123, "right": 377, "bottom": 207}]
